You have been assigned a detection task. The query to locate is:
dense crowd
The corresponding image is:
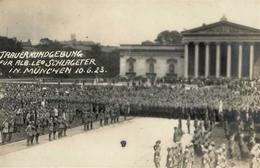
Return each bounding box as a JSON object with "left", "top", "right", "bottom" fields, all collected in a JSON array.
[
  {"left": 154, "top": 107, "right": 260, "bottom": 168},
  {"left": 0, "top": 78, "right": 260, "bottom": 146}
]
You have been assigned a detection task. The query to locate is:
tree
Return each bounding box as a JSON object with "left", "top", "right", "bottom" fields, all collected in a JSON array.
[
  {"left": 0, "top": 36, "right": 22, "bottom": 52},
  {"left": 90, "top": 44, "right": 102, "bottom": 57},
  {"left": 36, "top": 38, "right": 64, "bottom": 51},
  {"left": 141, "top": 40, "right": 155, "bottom": 46},
  {"left": 155, "top": 30, "right": 182, "bottom": 45}
]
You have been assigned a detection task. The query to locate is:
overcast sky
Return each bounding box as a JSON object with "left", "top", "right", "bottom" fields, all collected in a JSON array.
[{"left": 0, "top": 0, "right": 259, "bottom": 45}]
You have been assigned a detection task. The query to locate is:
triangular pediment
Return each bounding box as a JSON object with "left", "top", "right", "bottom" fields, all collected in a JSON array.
[{"left": 182, "top": 21, "right": 260, "bottom": 35}]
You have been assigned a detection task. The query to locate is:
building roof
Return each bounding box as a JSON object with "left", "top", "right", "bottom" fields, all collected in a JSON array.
[
  {"left": 120, "top": 44, "right": 183, "bottom": 52},
  {"left": 182, "top": 19, "right": 260, "bottom": 36}
]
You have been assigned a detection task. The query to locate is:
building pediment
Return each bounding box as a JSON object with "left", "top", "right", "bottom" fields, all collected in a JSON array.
[{"left": 182, "top": 20, "right": 260, "bottom": 35}]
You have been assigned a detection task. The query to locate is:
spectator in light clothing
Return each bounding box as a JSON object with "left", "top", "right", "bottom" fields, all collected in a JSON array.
[
  {"left": 1, "top": 119, "right": 9, "bottom": 144},
  {"left": 8, "top": 118, "right": 14, "bottom": 142}
]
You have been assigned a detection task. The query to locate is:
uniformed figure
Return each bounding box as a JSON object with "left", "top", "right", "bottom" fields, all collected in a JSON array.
[
  {"left": 104, "top": 107, "right": 110, "bottom": 125},
  {"left": 215, "top": 149, "right": 222, "bottom": 168},
  {"left": 249, "top": 119, "right": 255, "bottom": 137},
  {"left": 188, "top": 143, "right": 195, "bottom": 168},
  {"left": 25, "top": 122, "right": 34, "bottom": 146},
  {"left": 175, "top": 142, "right": 183, "bottom": 168},
  {"left": 227, "top": 134, "right": 235, "bottom": 159},
  {"left": 110, "top": 109, "right": 115, "bottom": 124},
  {"left": 90, "top": 111, "right": 95, "bottom": 129},
  {"left": 201, "top": 148, "right": 210, "bottom": 168},
  {"left": 194, "top": 118, "right": 198, "bottom": 130},
  {"left": 238, "top": 133, "right": 250, "bottom": 159},
  {"left": 82, "top": 112, "right": 88, "bottom": 131},
  {"left": 224, "top": 120, "right": 229, "bottom": 140},
  {"left": 58, "top": 117, "right": 64, "bottom": 138},
  {"left": 182, "top": 146, "right": 193, "bottom": 168},
  {"left": 166, "top": 147, "right": 173, "bottom": 168},
  {"left": 248, "top": 133, "right": 256, "bottom": 151},
  {"left": 8, "top": 118, "right": 14, "bottom": 142},
  {"left": 35, "top": 120, "right": 41, "bottom": 144},
  {"left": 48, "top": 117, "right": 54, "bottom": 141},
  {"left": 63, "top": 118, "right": 68, "bottom": 136},
  {"left": 173, "top": 127, "right": 181, "bottom": 143},
  {"left": 178, "top": 117, "right": 183, "bottom": 133},
  {"left": 153, "top": 140, "right": 161, "bottom": 152},
  {"left": 99, "top": 110, "right": 104, "bottom": 126},
  {"left": 115, "top": 103, "right": 120, "bottom": 123},
  {"left": 187, "top": 115, "right": 191, "bottom": 134},
  {"left": 172, "top": 145, "right": 179, "bottom": 168},
  {"left": 218, "top": 144, "right": 227, "bottom": 168},
  {"left": 204, "top": 130, "right": 212, "bottom": 149},
  {"left": 53, "top": 117, "right": 58, "bottom": 140},
  {"left": 250, "top": 154, "right": 260, "bottom": 168},
  {"left": 125, "top": 102, "right": 130, "bottom": 120},
  {"left": 192, "top": 130, "right": 199, "bottom": 155},
  {"left": 208, "top": 141, "right": 216, "bottom": 168},
  {"left": 238, "top": 119, "right": 244, "bottom": 134},
  {"left": 153, "top": 140, "right": 161, "bottom": 168},
  {"left": 1, "top": 119, "right": 9, "bottom": 144},
  {"left": 154, "top": 149, "right": 161, "bottom": 168},
  {"left": 86, "top": 112, "right": 92, "bottom": 130},
  {"left": 250, "top": 143, "right": 260, "bottom": 158}
]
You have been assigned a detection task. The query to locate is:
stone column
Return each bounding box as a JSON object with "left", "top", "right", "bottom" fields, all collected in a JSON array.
[
  {"left": 205, "top": 42, "right": 210, "bottom": 77},
  {"left": 249, "top": 43, "right": 254, "bottom": 80},
  {"left": 216, "top": 43, "right": 220, "bottom": 78},
  {"left": 194, "top": 42, "right": 199, "bottom": 78},
  {"left": 238, "top": 43, "right": 243, "bottom": 78},
  {"left": 226, "top": 43, "right": 232, "bottom": 78},
  {"left": 184, "top": 43, "right": 189, "bottom": 78}
]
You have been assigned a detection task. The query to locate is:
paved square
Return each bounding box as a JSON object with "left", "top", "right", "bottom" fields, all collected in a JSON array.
[{"left": 0, "top": 118, "right": 193, "bottom": 168}]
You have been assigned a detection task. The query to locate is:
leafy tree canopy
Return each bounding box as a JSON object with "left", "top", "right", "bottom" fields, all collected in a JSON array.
[{"left": 154, "top": 30, "right": 182, "bottom": 45}]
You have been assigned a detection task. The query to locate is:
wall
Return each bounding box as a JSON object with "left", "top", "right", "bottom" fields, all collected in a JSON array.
[{"left": 120, "top": 50, "right": 184, "bottom": 78}]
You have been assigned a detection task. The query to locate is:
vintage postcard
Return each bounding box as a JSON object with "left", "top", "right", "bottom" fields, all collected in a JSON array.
[{"left": 0, "top": 0, "right": 260, "bottom": 167}]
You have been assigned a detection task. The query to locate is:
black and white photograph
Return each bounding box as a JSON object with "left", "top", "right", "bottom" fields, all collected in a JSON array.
[{"left": 0, "top": 0, "right": 260, "bottom": 167}]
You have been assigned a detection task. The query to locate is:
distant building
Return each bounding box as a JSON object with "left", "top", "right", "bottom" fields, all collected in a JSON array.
[
  {"left": 120, "top": 45, "right": 183, "bottom": 79},
  {"left": 120, "top": 17, "right": 260, "bottom": 80},
  {"left": 21, "top": 39, "right": 34, "bottom": 51}
]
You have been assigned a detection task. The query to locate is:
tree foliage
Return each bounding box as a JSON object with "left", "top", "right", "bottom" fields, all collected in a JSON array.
[
  {"left": 154, "top": 30, "right": 182, "bottom": 45},
  {"left": 0, "top": 36, "right": 22, "bottom": 52}
]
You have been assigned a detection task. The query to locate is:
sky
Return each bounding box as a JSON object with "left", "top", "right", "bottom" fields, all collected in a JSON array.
[{"left": 0, "top": 0, "right": 260, "bottom": 45}]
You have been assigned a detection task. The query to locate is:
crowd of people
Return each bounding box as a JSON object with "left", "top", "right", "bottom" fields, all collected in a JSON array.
[
  {"left": 154, "top": 108, "right": 260, "bottom": 168},
  {"left": 0, "top": 77, "right": 260, "bottom": 168}
]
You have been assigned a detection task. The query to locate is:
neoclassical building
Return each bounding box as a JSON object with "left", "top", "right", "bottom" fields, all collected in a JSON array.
[{"left": 120, "top": 17, "right": 260, "bottom": 79}]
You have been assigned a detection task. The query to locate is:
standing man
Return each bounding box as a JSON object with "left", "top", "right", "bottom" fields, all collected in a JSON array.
[
  {"left": 58, "top": 117, "right": 64, "bottom": 138},
  {"left": 90, "top": 109, "right": 95, "bottom": 130},
  {"left": 201, "top": 148, "right": 210, "bottom": 168},
  {"left": 173, "top": 127, "right": 181, "bottom": 143},
  {"left": 48, "top": 117, "right": 54, "bottom": 141},
  {"left": 208, "top": 141, "right": 216, "bottom": 168},
  {"left": 125, "top": 102, "right": 130, "bottom": 120},
  {"left": 104, "top": 107, "right": 110, "bottom": 126},
  {"left": 1, "top": 119, "right": 9, "bottom": 144},
  {"left": 194, "top": 117, "right": 198, "bottom": 130},
  {"left": 115, "top": 103, "right": 120, "bottom": 123},
  {"left": 110, "top": 106, "right": 115, "bottom": 124},
  {"left": 187, "top": 114, "right": 191, "bottom": 134},
  {"left": 153, "top": 140, "right": 161, "bottom": 168},
  {"left": 25, "top": 122, "right": 34, "bottom": 146},
  {"left": 227, "top": 134, "right": 235, "bottom": 159},
  {"left": 99, "top": 109, "right": 104, "bottom": 127},
  {"left": 166, "top": 147, "right": 173, "bottom": 168},
  {"left": 8, "top": 118, "right": 14, "bottom": 142},
  {"left": 53, "top": 117, "right": 58, "bottom": 140},
  {"left": 83, "top": 111, "right": 88, "bottom": 131}
]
